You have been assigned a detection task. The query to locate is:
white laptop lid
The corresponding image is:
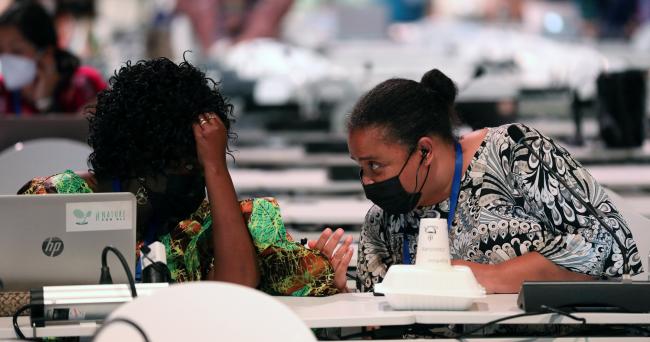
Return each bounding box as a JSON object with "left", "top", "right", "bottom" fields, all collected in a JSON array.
[{"left": 0, "top": 193, "right": 136, "bottom": 291}]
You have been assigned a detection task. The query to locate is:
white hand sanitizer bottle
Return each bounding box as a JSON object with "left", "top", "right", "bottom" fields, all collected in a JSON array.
[{"left": 415, "top": 218, "right": 451, "bottom": 269}]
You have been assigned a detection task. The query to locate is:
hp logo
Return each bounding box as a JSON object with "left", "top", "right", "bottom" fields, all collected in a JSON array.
[{"left": 42, "top": 237, "right": 64, "bottom": 257}]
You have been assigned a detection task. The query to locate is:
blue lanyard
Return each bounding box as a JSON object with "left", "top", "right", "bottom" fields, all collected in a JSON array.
[
  {"left": 403, "top": 141, "right": 463, "bottom": 265},
  {"left": 448, "top": 141, "right": 463, "bottom": 232},
  {"left": 12, "top": 91, "right": 21, "bottom": 116}
]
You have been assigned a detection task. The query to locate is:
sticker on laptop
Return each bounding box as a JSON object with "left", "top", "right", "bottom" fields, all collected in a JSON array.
[{"left": 66, "top": 201, "right": 133, "bottom": 232}]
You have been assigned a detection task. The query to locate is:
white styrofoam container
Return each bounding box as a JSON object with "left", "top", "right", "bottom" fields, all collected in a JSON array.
[{"left": 373, "top": 264, "right": 486, "bottom": 311}]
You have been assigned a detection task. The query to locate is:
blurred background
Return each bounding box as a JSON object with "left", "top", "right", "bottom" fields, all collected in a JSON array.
[{"left": 1, "top": 0, "right": 650, "bottom": 270}]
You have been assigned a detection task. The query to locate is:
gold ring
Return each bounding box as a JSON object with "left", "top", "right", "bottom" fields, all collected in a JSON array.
[{"left": 199, "top": 119, "right": 208, "bottom": 126}]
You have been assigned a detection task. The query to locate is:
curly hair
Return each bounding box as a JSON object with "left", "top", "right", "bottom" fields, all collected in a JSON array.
[{"left": 87, "top": 57, "right": 235, "bottom": 179}]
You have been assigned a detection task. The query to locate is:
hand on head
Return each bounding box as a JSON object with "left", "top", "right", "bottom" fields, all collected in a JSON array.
[
  {"left": 308, "top": 228, "right": 354, "bottom": 292},
  {"left": 192, "top": 112, "right": 228, "bottom": 168}
]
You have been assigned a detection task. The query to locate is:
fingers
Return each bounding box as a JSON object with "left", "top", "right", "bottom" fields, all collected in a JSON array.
[
  {"left": 334, "top": 248, "right": 354, "bottom": 292},
  {"left": 198, "top": 113, "right": 211, "bottom": 130},
  {"left": 194, "top": 113, "right": 225, "bottom": 141},
  {"left": 321, "top": 228, "right": 344, "bottom": 258},
  {"left": 311, "top": 228, "right": 332, "bottom": 252},
  {"left": 331, "top": 236, "right": 353, "bottom": 269},
  {"left": 205, "top": 112, "right": 220, "bottom": 122},
  {"left": 192, "top": 120, "right": 203, "bottom": 136},
  {"left": 196, "top": 113, "right": 223, "bottom": 131},
  {"left": 311, "top": 228, "right": 353, "bottom": 270},
  {"left": 331, "top": 235, "right": 353, "bottom": 265},
  {"left": 336, "top": 249, "right": 354, "bottom": 274}
]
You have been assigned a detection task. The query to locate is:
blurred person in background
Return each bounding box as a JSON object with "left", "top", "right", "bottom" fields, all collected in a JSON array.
[
  {"left": 575, "top": 0, "right": 643, "bottom": 38},
  {"left": 382, "top": 0, "right": 430, "bottom": 23},
  {"left": 52, "top": 0, "right": 98, "bottom": 60},
  {"left": 175, "top": 0, "right": 294, "bottom": 55},
  {"left": 0, "top": 0, "right": 105, "bottom": 115}
]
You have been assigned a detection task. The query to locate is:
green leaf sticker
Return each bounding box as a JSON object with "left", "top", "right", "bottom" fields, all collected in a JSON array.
[{"left": 73, "top": 209, "right": 85, "bottom": 219}]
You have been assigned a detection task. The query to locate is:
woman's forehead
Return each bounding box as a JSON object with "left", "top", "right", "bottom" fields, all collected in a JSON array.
[
  {"left": 0, "top": 26, "right": 34, "bottom": 50},
  {"left": 348, "top": 126, "right": 405, "bottom": 158}
]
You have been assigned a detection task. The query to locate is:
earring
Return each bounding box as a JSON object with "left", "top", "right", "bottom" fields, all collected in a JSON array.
[{"left": 135, "top": 177, "right": 148, "bottom": 205}]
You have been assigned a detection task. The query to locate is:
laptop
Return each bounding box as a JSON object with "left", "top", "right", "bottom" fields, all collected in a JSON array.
[
  {"left": 0, "top": 193, "right": 136, "bottom": 291},
  {"left": 0, "top": 115, "right": 89, "bottom": 153}
]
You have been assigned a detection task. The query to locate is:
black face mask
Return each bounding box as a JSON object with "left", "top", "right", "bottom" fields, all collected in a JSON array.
[
  {"left": 139, "top": 174, "right": 206, "bottom": 236},
  {"left": 362, "top": 149, "right": 430, "bottom": 215}
]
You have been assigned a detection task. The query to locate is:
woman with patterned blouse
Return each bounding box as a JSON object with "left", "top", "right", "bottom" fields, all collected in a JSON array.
[
  {"left": 343, "top": 68, "right": 643, "bottom": 294},
  {"left": 19, "top": 57, "right": 352, "bottom": 296}
]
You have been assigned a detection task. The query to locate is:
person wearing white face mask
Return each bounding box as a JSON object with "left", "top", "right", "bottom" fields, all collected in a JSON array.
[{"left": 0, "top": 0, "right": 105, "bottom": 115}]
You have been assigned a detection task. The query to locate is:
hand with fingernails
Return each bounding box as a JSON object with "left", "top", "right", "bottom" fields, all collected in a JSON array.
[
  {"left": 308, "top": 228, "right": 354, "bottom": 292},
  {"left": 192, "top": 112, "right": 228, "bottom": 168}
]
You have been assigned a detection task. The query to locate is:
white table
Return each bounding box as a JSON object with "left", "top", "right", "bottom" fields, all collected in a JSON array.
[
  {"left": 276, "top": 293, "right": 650, "bottom": 328},
  {"left": 3, "top": 293, "right": 650, "bottom": 340}
]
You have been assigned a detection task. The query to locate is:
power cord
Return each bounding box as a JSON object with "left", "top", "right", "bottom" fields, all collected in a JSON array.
[
  {"left": 12, "top": 247, "right": 138, "bottom": 340},
  {"left": 92, "top": 317, "right": 150, "bottom": 342},
  {"left": 346, "top": 272, "right": 359, "bottom": 283},
  {"left": 339, "top": 307, "right": 587, "bottom": 340},
  {"left": 453, "top": 305, "right": 587, "bottom": 339},
  {"left": 100, "top": 246, "right": 137, "bottom": 298},
  {"left": 12, "top": 304, "right": 40, "bottom": 341}
]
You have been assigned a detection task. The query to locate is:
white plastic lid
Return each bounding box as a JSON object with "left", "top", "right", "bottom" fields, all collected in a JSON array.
[{"left": 374, "top": 264, "right": 486, "bottom": 298}]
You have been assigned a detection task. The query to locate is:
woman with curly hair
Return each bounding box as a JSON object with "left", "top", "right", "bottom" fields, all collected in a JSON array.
[{"left": 18, "top": 57, "right": 352, "bottom": 295}]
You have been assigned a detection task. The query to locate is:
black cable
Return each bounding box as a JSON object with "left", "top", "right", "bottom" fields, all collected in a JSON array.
[
  {"left": 92, "top": 317, "right": 150, "bottom": 342},
  {"left": 339, "top": 325, "right": 450, "bottom": 340},
  {"left": 345, "top": 272, "right": 359, "bottom": 283},
  {"left": 100, "top": 246, "right": 137, "bottom": 298},
  {"left": 12, "top": 304, "right": 40, "bottom": 341},
  {"left": 338, "top": 327, "right": 390, "bottom": 340},
  {"left": 540, "top": 305, "right": 587, "bottom": 324},
  {"left": 454, "top": 306, "right": 586, "bottom": 339}
]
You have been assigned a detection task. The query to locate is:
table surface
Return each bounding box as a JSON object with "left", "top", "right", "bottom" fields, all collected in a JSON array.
[
  {"left": 276, "top": 293, "right": 650, "bottom": 328},
  {"left": 3, "top": 293, "right": 650, "bottom": 340}
]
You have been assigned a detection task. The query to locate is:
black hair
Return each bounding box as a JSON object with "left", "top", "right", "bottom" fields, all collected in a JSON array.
[
  {"left": 0, "top": 0, "right": 80, "bottom": 97},
  {"left": 0, "top": 0, "right": 56, "bottom": 50},
  {"left": 55, "top": 0, "right": 96, "bottom": 18},
  {"left": 348, "top": 69, "right": 458, "bottom": 148},
  {"left": 87, "top": 57, "right": 235, "bottom": 179}
]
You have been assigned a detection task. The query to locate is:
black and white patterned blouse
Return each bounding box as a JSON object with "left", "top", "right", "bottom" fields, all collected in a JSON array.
[{"left": 356, "top": 123, "right": 643, "bottom": 292}]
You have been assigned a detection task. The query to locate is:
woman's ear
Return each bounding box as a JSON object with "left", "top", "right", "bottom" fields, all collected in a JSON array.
[{"left": 417, "top": 136, "right": 435, "bottom": 165}]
